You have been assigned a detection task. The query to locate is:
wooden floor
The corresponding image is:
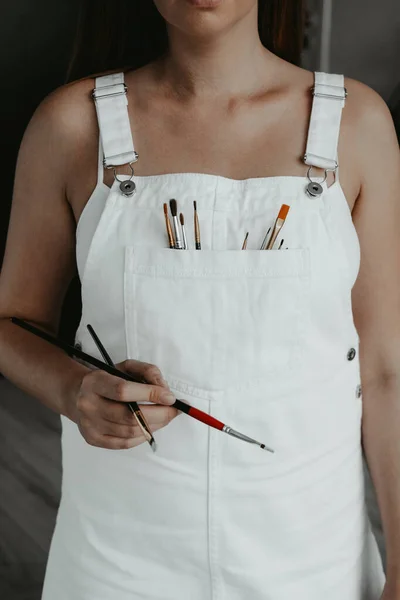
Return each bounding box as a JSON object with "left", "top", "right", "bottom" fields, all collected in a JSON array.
[
  {"left": 0, "top": 377, "right": 61, "bottom": 600},
  {"left": 0, "top": 376, "right": 387, "bottom": 600}
]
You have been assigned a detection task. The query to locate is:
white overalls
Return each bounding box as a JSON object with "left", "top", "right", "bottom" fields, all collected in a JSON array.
[{"left": 41, "top": 71, "right": 386, "bottom": 600}]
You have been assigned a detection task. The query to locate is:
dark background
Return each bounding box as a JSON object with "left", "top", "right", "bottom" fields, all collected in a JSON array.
[{"left": 0, "top": 1, "right": 399, "bottom": 599}]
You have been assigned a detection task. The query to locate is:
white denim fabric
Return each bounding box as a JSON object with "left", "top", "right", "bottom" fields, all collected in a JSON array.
[{"left": 41, "top": 71, "right": 386, "bottom": 600}]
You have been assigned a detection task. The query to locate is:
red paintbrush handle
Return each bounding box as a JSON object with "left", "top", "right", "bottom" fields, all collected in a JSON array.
[{"left": 173, "top": 399, "right": 225, "bottom": 431}]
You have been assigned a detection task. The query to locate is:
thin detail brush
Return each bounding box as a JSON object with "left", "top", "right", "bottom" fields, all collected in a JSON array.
[
  {"left": 173, "top": 402, "right": 274, "bottom": 452},
  {"left": 193, "top": 201, "right": 201, "bottom": 250},
  {"left": 179, "top": 213, "right": 188, "bottom": 250},
  {"left": 260, "top": 227, "right": 271, "bottom": 250},
  {"left": 242, "top": 232, "right": 249, "bottom": 250},
  {"left": 169, "top": 199, "right": 183, "bottom": 249},
  {"left": 163, "top": 203, "right": 175, "bottom": 249},
  {"left": 86, "top": 324, "right": 157, "bottom": 452}
]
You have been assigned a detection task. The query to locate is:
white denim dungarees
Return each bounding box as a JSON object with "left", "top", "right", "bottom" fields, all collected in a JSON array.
[{"left": 41, "top": 72, "right": 386, "bottom": 600}]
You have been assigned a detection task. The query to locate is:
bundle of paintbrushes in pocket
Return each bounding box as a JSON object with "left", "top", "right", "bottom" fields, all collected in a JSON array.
[{"left": 163, "top": 200, "right": 290, "bottom": 250}]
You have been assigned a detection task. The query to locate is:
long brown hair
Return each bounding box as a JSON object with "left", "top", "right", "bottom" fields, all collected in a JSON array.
[{"left": 66, "top": 0, "right": 305, "bottom": 83}]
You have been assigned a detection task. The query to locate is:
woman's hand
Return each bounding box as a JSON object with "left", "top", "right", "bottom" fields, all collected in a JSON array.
[{"left": 71, "top": 359, "right": 178, "bottom": 449}]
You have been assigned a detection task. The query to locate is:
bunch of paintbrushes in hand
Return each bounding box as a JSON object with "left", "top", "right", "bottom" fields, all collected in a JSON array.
[{"left": 164, "top": 199, "right": 201, "bottom": 250}]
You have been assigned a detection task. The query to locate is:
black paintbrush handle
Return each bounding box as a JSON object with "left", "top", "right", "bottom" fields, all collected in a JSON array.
[
  {"left": 86, "top": 323, "right": 141, "bottom": 419},
  {"left": 11, "top": 317, "right": 135, "bottom": 381},
  {"left": 86, "top": 324, "right": 114, "bottom": 366},
  {"left": 10, "top": 317, "right": 188, "bottom": 413},
  {"left": 172, "top": 399, "right": 190, "bottom": 413},
  {"left": 85, "top": 324, "right": 155, "bottom": 446}
]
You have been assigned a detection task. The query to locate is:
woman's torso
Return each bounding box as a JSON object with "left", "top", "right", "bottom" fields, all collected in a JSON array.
[{"left": 40, "top": 66, "right": 386, "bottom": 600}]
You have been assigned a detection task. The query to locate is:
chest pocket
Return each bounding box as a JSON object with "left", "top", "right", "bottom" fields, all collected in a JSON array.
[{"left": 124, "top": 245, "right": 311, "bottom": 398}]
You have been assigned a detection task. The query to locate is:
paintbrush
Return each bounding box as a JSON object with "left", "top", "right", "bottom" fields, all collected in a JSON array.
[
  {"left": 265, "top": 204, "right": 290, "bottom": 249},
  {"left": 169, "top": 199, "right": 183, "bottom": 249},
  {"left": 179, "top": 213, "right": 188, "bottom": 250},
  {"left": 260, "top": 227, "right": 271, "bottom": 250},
  {"left": 193, "top": 201, "right": 201, "bottom": 249},
  {"left": 163, "top": 203, "right": 175, "bottom": 249},
  {"left": 10, "top": 317, "right": 274, "bottom": 453},
  {"left": 242, "top": 232, "right": 249, "bottom": 250},
  {"left": 86, "top": 323, "right": 274, "bottom": 453},
  {"left": 86, "top": 324, "right": 156, "bottom": 451}
]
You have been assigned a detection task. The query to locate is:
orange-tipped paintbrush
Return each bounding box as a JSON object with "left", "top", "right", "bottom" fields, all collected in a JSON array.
[{"left": 265, "top": 204, "right": 290, "bottom": 250}]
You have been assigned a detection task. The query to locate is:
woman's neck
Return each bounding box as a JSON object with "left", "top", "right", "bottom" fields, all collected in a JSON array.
[{"left": 158, "top": 8, "right": 279, "bottom": 99}]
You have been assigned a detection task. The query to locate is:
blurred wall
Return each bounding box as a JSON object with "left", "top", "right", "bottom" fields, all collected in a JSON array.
[{"left": 330, "top": 0, "right": 400, "bottom": 101}]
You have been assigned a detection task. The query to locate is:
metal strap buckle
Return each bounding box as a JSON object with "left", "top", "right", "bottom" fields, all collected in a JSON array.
[
  {"left": 103, "top": 151, "right": 139, "bottom": 169},
  {"left": 91, "top": 82, "right": 128, "bottom": 101},
  {"left": 311, "top": 85, "right": 347, "bottom": 101},
  {"left": 303, "top": 154, "right": 338, "bottom": 170}
]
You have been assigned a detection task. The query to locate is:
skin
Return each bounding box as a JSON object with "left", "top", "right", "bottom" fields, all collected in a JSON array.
[{"left": 1, "top": 5, "right": 400, "bottom": 582}]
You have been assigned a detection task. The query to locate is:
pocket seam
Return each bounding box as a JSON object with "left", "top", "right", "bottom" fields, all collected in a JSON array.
[{"left": 127, "top": 246, "right": 311, "bottom": 280}]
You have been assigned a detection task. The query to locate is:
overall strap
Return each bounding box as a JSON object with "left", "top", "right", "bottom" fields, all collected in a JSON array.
[
  {"left": 304, "top": 72, "right": 347, "bottom": 171},
  {"left": 91, "top": 72, "right": 138, "bottom": 168}
]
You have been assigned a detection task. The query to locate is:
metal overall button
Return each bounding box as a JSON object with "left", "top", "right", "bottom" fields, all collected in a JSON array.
[
  {"left": 347, "top": 347, "right": 356, "bottom": 361},
  {"left": 305, "top": 166, "right": 327, "bottom": 198},
  {"left": 113, "top": 161, "right": 137, "bottom": 197}
]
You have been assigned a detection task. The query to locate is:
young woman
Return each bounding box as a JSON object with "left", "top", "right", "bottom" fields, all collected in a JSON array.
[{"left": 1, "top": 1, "right": 400, "bottom": 598}]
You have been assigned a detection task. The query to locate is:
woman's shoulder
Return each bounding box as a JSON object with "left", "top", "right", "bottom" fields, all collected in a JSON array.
[
  {"left": 343, "top": 76, "right": 392, "bottom": 124},
  {"left": 292, "top": 64, "right": 389, "bottom": 116},
  {"left": 36, "top": 69, "right": 123, "bottom": 137},
  {"left": 33, "top": 66, "right": 141, "bottom": 148},
  {"left": 26, "top": 68, "right": 127, "bottom": 180},
  {"left": 293, "top": 67, "right": 395, "bottom": 154},
  {"left": 340, "top": 76, "right": 397, "bottom": 167}
]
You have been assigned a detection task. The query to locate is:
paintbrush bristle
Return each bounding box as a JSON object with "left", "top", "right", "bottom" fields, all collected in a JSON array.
[
  {"left": 261, "top": 443, "right": 274, "bottom": 453},
  {"left": 193, "top": 200, "right": 197, "bottom": 211},
  {"left": 169, "top": 199, "right": 177, "bottom": 217},
  {"left": 179, "top": 212, "right": 184, "bottom": 225},
  {"left": 163, "top": 203, "right": 168, "bottom": 215},
  {"left": 278, "top": 204, "right": 290, "bottom": 221}
]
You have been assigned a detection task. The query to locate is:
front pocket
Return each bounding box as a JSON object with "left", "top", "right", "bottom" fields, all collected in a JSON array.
[{"left": 124, "top": 246, "right": 311, "bottom": 397}]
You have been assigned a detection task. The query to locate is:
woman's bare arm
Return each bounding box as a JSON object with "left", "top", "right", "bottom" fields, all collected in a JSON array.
[
  {"left": 347, "top": 78, "right": 400, "bottom": 589},
  {"left": 0, "top": 83, "right": 92, "bottom": 419},
  {"left": 0, "top": 81, "right": 178, "bottom": 448}
]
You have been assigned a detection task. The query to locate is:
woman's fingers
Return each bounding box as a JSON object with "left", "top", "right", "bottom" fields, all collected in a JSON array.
[
  {"left": 80, "top": 406, "right": 179, "bottom": 450},
  {"left": 75, "top": 362, "right": 178, "bottom": 450},
  {"left": 116, "top": 359, "right": 170, "bottom": 388},
  {"left": 87, "top": 369, "right": 176, "bottom": 406},
  {"left": 83, "top": 433, "right": 140, "bottom": 451},
  {"left": 101, "top": 404, "right": 179, "bottom": 435}
]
